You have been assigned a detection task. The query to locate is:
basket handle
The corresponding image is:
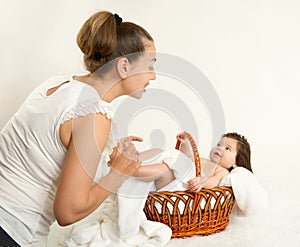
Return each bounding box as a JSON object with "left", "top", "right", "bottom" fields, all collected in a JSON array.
[{"left": 175, "top": 132, "right": 201, "bottom": 177}]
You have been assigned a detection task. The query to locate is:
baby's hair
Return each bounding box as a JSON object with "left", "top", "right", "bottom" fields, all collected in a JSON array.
[
  {"left": 77, "top": 11, "right": 153, "bottom": 73},
  {"left": 223, "top": 132, "right": 252, "bottom": 172}
]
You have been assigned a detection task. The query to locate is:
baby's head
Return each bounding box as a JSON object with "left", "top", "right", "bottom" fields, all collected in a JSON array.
[{"left": 210, "top": 132, "right": 252, "bottom": 172}]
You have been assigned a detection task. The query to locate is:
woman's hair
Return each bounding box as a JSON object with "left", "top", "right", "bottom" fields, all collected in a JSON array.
[
  {"left": 223, "top": 132, "right": 253, "bottom": 172},
  {"left": 77, "top": 11, "right": 154, "bottom": 73}
]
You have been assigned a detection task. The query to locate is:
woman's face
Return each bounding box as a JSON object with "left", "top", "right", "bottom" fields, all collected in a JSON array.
[
  {"left": 123, "top": 41, "right": 157, "bottom": 99},
  {"left": 209, "top": 137, "right": 238, "bottom": 169}
]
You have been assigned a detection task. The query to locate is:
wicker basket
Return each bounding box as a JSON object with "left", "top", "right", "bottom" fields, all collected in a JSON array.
[{"left": 143, "top": 132, "right": 236, "bottom": 238}]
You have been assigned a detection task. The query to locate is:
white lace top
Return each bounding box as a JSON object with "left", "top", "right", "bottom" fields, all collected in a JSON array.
[{"left": 0, "top": 76, "right": 115, "bottom": 246}]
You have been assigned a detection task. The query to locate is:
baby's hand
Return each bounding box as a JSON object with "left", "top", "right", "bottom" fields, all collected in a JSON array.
[
  {"left": 176, "top": 132, "right": 187, "bottom": 143},
  {"left": 187, "top": 177, "right": 205, "bottom": 192},
  {"left": 176, "top": 132, "right": 193, "bottom": 159}
]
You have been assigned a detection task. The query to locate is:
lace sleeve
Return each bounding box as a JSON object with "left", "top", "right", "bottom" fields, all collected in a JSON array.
[{"left": 61, "top": 98, "right": 114, "bottom": 124}]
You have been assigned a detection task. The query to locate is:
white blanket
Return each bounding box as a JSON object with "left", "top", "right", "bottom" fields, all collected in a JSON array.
[
  {"left": 61, "top": 149, "right": 194, "bottom": 247},
  {"left": 53, "top": 151, "right": 268, "bottom": 246},
  {"left": 220, "top": 167, "right": 269, "bottom": 216}
]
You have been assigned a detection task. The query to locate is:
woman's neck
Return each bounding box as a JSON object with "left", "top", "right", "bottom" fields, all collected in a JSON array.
[{"left": 73, "top": 74, "right": 123, "bottom": 102}]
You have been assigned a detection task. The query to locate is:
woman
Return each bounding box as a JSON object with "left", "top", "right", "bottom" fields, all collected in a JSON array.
[{"left": 0, "top": 10, "right": 156, "bottom": 246}]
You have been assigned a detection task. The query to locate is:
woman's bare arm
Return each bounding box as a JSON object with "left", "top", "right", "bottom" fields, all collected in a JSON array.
[{"left": 54, "top": 113, "right": 140, "bottom": 226}]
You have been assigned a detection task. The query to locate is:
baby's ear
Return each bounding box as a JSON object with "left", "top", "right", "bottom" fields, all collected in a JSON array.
[{"left": 116, "top": 57, "right": 130, "bottom": 79}]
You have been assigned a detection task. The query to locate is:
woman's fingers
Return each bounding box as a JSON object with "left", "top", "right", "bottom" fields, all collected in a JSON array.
[
  {"left": 109, "top": 135, "right": 143, "bottom": 178},
  {"left": 126, "top": 159, "right": 141, "bottom": 176},
  {"left": 110, "top": 148, "right": 141, "bottom": 177},
  {"left": 129, "top": 136, "right": 143, "bottom": 142},
  {"left": 115, "top": 159, "right": 141, "bottom": 177},
  {"left": 124, "top": 144, "right": 140, "bottom": 161},
  {"left": 117, "top": 136, "right": 143, "bottom": 153},
  {"left": 119, "top": 135, "right": 143, "bottom": 145}
]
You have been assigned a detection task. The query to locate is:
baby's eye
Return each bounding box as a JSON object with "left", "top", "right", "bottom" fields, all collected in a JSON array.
[
  {"left": 217, "top": 143, "right": 221, "bottom": 147},
  {"left": 225, "top": 147, "right": 231, "bottom": 151}
]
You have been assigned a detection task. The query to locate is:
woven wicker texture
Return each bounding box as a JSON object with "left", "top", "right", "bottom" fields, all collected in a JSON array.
[{"left": 143, "top": 132, "right": 236, "bottom": 238}]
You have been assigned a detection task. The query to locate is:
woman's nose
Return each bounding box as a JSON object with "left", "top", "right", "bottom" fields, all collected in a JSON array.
[{"left": 150, "top": 70, "right": 156, "bottom": 80}]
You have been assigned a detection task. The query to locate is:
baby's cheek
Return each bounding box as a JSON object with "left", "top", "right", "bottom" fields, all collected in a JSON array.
[{"left": 223, "top": 157, "right": 235, "bottom": 167}]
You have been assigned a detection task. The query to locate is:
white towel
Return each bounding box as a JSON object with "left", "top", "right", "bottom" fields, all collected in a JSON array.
[
  {"left": 116, "top": 177, "right": 172, "bottom": 246},
  {"left": 60, "top": 152, "right": 268, "bottom": 246},
  {"left": 155, "top": 148, "right": 196, "bottom": 192},
  {"left": 116, "top": 149, "right": 195, "bottom": 244},
  {"left": 63, "top": 149, "right": 193, "bottom": 247},
  {"left": 220, "top": 167, "right": 269, "bottom": 217}
]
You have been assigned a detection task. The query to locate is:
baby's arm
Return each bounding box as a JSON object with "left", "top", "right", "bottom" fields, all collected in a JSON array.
[
  {"left": 133, "top": 163, "right": 170, "bottom": 181},
  {"left": 188, "top": 166, "right": 229, "bottom": 192},
  {"left": 202, "top": 166, "right": 229, "bottom": 189}
]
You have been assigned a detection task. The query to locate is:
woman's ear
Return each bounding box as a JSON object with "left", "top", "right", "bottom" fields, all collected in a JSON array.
[{"left": 116, "top": 57, "right": 130, "bottom": 79}]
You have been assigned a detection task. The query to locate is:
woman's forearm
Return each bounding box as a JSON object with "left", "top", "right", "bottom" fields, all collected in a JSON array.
[
  {"left": 56, "top": 164, "right": 169, "bottom": 225},
  {"left": 54, "top": 171, "right": 125, "bottom": 226}
]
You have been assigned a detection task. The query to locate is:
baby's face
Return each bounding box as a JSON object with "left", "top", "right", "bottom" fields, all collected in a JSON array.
[{"left": 209, "top": 137, "right": 238, "bottom": 169}]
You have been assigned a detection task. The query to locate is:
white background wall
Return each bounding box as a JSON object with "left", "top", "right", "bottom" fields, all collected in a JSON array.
[{"left": 1, "top": 0, "right": 300, "bottom": 192}]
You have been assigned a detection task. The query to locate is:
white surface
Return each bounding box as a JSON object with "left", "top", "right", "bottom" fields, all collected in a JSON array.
[
  {"left": 48, "top": 185, "right": 300, "bottom": 246},
  {"left": 1, "top": 0, "right": 300, "bottom": 187},
  {"left": 166, "top": 185, "right": 300, "bottom": 247},
  {"left": 1, "top": 1, "right": 300, "bottom": 246}
]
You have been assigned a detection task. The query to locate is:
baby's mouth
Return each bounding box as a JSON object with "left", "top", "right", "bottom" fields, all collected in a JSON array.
[{"left": 214, "top": 152, "right": 221, "bottom": 158}]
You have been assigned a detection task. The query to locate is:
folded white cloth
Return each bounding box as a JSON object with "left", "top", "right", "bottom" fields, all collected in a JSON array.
[
  {"left": 220, "top": 167, "right": 269, "bottom": 217},
  {"left": 64, "top": 192, "right": 172, "bottom": 247},
  {"left": 116, "top": 177, "right": 172, "bottom": 246},
  {"left": 63, "top": 149, "right": 191, "bottom": 247},
  {"left": 155, "top": 149, "right": 196, "bottom": 192},
  {"left": 57, "top": 150, "right": 268, "bottom": 246},
  {"left": 116, "top": 149, "right": 196, "bottom": 244}
]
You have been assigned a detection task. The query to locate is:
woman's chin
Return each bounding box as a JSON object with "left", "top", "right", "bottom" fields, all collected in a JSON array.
[{"left": 130, "top": 89, "right": 146, "bottom": 99}]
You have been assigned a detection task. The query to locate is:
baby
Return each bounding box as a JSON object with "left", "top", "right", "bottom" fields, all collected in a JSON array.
[
  {"left": 108, "top": 136, "right": 175, "bottom": 190},
  {"left": 178, "top": 132, "right": 252, "bottom": 192},
  {"left": 110, "top": 132, "right": 252, "bottom": 192}
]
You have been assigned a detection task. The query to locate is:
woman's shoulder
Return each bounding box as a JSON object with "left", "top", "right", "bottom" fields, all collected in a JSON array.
[{"left": 60, "top": 79, "right": 115, "bottom": 123}]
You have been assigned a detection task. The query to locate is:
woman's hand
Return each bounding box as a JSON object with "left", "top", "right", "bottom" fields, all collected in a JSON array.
[
  {"left": 117, "top": 136, "right": 143, "bottom": 155},
  {"left": 109, "top": 144, "right": 141, "bottom": 177},
  {"left": 108, "top": 135, "right": 143, "bottom": 176}
]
